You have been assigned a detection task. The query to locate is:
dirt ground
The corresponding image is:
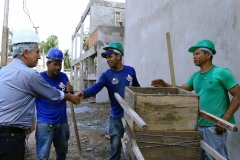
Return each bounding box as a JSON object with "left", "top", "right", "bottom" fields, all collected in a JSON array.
[{"left": 25, "top": 98, "right": 126, "bottom": 160}]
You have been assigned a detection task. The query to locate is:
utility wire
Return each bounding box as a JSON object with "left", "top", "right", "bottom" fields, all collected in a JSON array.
[{"left": 23, "top": 0, "right": 37, "bottom": 27}]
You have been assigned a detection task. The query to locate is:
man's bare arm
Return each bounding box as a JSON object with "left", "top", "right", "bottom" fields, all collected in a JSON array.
[
  {"left": 215, "top": 84, "right": 240, "bottom": 134},
  {"left": 151, "top": 79, "right": 193, "bottom": 91}
]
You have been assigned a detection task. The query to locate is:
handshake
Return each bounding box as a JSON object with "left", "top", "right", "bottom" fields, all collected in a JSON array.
[
  {"left": 67, "top": 92, "right": 84, "bottom": 105},
  {"left": 64, "top": 82, "right": 85, "bottom": 105}
]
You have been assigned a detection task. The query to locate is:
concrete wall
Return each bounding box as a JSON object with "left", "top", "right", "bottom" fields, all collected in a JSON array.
[
  {"left": 90, "top": 0, "right": 125, "bottom": 34},
  {"left": 124, "top": 0, "right": 240, "bottom": 159}
]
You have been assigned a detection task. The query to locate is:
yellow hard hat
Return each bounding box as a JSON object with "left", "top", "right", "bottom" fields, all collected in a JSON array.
[{"left": 119, "top": 20, "right": 123, "bottom": 23}]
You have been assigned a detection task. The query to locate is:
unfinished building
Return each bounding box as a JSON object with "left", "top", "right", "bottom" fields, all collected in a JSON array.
[{"left": 71, "top": 0, "right": 125, "bottom": 103}]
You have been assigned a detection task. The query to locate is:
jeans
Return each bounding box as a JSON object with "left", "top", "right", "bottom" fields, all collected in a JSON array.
[
  {"left": 0, "top": 131, "right": 26, "bottom": 160},
  {"left": 108, "top": 117, "right": 124, "bottom": 160},
  {"left": 35, "top": 122, "right": 70, "bottom": 160},
  {"left": 198, "top": 126, "right": 228, "bottom": 160}
]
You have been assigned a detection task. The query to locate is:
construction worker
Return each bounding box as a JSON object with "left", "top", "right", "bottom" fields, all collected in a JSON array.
[
  {"left": 78, "top": 42, "right": 140, "bottom": 160},
  {"left": 35, "top": 48, "right": 73, "bottom": 160},
  {"left": 119, "top": 19, "right": 124, "bottom": 28},
  {"left": 0, "top": 29, "right": 81, "bottom": 160},
  {"left": 151, "top": 39, "right": 240, "bottom": 160}
]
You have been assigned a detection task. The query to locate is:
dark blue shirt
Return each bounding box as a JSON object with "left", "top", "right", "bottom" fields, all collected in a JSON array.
[
  {"left": 83, "top": 65, "right": 140, "bottom": 118},
  {"left": 36, "top": 72, "right": 69, "bottom": 124}
]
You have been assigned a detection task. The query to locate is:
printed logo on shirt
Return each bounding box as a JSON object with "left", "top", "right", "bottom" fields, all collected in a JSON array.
[
  {"left": 126, "top": 74, "right": 133, "bottom": 81},
  {"left": 59, "top": 82, "right": 66, "bottom": 92},
  {"left": 111, "top": 78, "right": 119, "bottom": 85},
  {"left": 126, "top": 74, "right": 133, "bottom": 86}
]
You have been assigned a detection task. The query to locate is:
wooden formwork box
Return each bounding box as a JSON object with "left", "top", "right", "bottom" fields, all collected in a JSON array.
[{"left": 122, "top": 87, "right": 200, "bottom": 160}]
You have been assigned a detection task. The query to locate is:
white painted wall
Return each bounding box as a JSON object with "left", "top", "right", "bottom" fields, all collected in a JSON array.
[{"left": 124, "top": 0, "right": 240, "bottom": 159}]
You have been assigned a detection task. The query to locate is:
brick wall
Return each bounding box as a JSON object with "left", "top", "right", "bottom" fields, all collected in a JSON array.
[{"left": 89, "top": 28, "right": 98, "bottom": 48}]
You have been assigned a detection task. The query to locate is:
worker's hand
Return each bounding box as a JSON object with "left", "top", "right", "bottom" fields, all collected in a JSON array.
[
  {"left": 66, "top": 82, "right": 73, "bottom": 93},
  {"left": 25, "top": 117, "right": 36, "bottom": 135},
  {"left": 151, "top": 79, "right": 167, "bottom": 87},
  {"left": 69, "top": 94, "right": 81, "bottom": 105},
  {"left": 215, "top": 115, "right": 229, "bottom": 134},
  {"left": 76, "top": 92, "right": 84, "bottom": 100},
  {"left": 215, "top": 125, "right": 226, "bottom": 134},
  {"left": 26, "top": 126, "right": 34, "bottom": 135}
]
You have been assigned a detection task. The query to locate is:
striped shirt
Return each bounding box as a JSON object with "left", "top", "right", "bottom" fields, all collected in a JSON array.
[{"left": 0, "top": 58, "right": 64, "bottom": 129}]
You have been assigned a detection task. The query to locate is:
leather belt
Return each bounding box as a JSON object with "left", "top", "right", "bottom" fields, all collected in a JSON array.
[{"left": 0, "top": 126, "right": 26, "bottom": 134}]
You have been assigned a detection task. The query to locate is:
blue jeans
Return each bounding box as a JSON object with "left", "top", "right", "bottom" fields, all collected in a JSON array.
[
  {"left": 108, "top": 117, "right": 124, "bottom": 160},
  {"left": 198, "top": 126, "right": 228, "bottom": 160},
  {"left": 0, "top": 131, "right": 26, "bottom": 160},
  {"left": 35, "top": 122, "right": 70, "bottom": 160}
]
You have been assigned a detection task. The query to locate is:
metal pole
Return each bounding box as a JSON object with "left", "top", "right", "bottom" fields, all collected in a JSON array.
[{"left": 1, "top": 0, "right": 10, "bottom": 68}]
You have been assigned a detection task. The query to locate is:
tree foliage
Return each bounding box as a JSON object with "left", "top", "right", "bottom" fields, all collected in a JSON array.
[
  {"left": 64, "top": 49, "right": 71, "bottom": 69},
  {"left": 83, "top": 37, "right": 89, "bottom": 52},
  {"left": 40, "top": 35, "right": 59, "bottom": 54}
]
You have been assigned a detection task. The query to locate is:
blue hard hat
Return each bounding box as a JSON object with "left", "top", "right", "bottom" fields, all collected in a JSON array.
[{"left": 46, "top": 48, "right": 64, "bottom": 61}]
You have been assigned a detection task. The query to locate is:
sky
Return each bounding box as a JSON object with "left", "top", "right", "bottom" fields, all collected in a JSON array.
[{"left": 0, "top": 0, "right": 125, "bottom": 52}]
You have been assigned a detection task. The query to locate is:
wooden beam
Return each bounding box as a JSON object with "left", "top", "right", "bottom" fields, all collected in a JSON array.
[
  {"left": 131, "top": 139, "right": 145, "bottom": 160},
  {"left": 121, "top": 117, "right": 127, "bottom": 128},
  {"left": 200, "top": 140, "right": 227, "bottom": 160},
  {"left": 68, "top": 97, "right": 83, "bottom": 159},
  {"left": 199, "top": 110, "right": 238, "bottom": 132},
  {"left": 72, "top": 0, "right": 91, "bottom": 40},
  {"left": 122, "top": 118, "right": 137, "bottom": 160},
  {"left": 115, "top": 93, "right": 148, "bottom": 131},
  {"left": 166, "top": 32, "right": 176, "bottom": 87},
  {"left": 121, "top": 138, "right": 131, "bottom": 160},
  {"left": 1, "top": 0, "right": 9, "bottom": 67}
]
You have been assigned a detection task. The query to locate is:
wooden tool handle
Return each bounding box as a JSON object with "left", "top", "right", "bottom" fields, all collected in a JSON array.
[
  {"left": 199, "top": 110, "right": 238, "bottom": 132},
  {"left": 166, "top": 32, "right": 176, "bottom": 87},
  {"left": 68, "top": 91, "right": 83, "bottom": 159}
]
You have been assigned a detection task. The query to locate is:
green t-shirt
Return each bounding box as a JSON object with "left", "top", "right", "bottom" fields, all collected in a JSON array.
[{"left": 186, "top": 65, "right": 238, "bottom": 126}]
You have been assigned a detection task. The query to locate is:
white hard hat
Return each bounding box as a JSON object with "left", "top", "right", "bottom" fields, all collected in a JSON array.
[{"left": 12, "top": 29, "right": 41, "bottom": 45}]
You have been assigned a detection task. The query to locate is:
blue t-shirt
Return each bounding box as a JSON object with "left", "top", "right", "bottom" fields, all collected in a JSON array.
[
  {"left": 83, "top": 65, "right": 140, "bottom": 118},
  {"left": 36, "top": 72, "right": 69, "bottom": 124}
]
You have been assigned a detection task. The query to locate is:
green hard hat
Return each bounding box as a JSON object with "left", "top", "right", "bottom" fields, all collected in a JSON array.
[
  {"left": 188, "top": 39, "right": 216, "bottom": 54},
  {"left": 102, "top": 42, "right": 124, "bottom": 58}
]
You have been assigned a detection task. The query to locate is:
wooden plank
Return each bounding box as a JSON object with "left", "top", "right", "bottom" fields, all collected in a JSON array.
[
  {"left": 131, "top": 139, "right": 145, "bottom": 160},
  {"left": 122, "top": 118, "right": 136, "bottom": 139},
  {"left": 200, "top": 140, "right": 227, "bottom": 160},
  {"left": 121, "top": 117, "right": 127, "bottom": 128},
  {"left": 166, "top": 32, "right": 176, "bottom": 87},
  {"left": 124, "top": 87, "right": 199, "bottom": 132},
  {"left": 135, "top": 95, "right": 198, "bottom": 131},
  {"left": 121, "top": 138, "right": 131, "bottom": 160},
  {"left": 115, "top": 93, "right": 148, "bottom": 131},
  {"left": 69, "top": 102, "right": 83, "bottom": 159},
  {"left": 125, "top": 87, "right": 179, "bottom": 95},
  {"left": 136, "top": 131, "right": 200, "bottom": 160},
  {"left": 199, "top": 110, "right": 238, "bottom": 132},
  {"left": 122, "top": 118, "right": 144, "bottom": 160},
  {"left": 177, "top": 88, "right": 197, "bottom": 95},
  {"left": 72, "top": 0, "right": 91, "bottom": 39},
  {"left": 122, "top": 118, "right": 137, "bottom": 160}
]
